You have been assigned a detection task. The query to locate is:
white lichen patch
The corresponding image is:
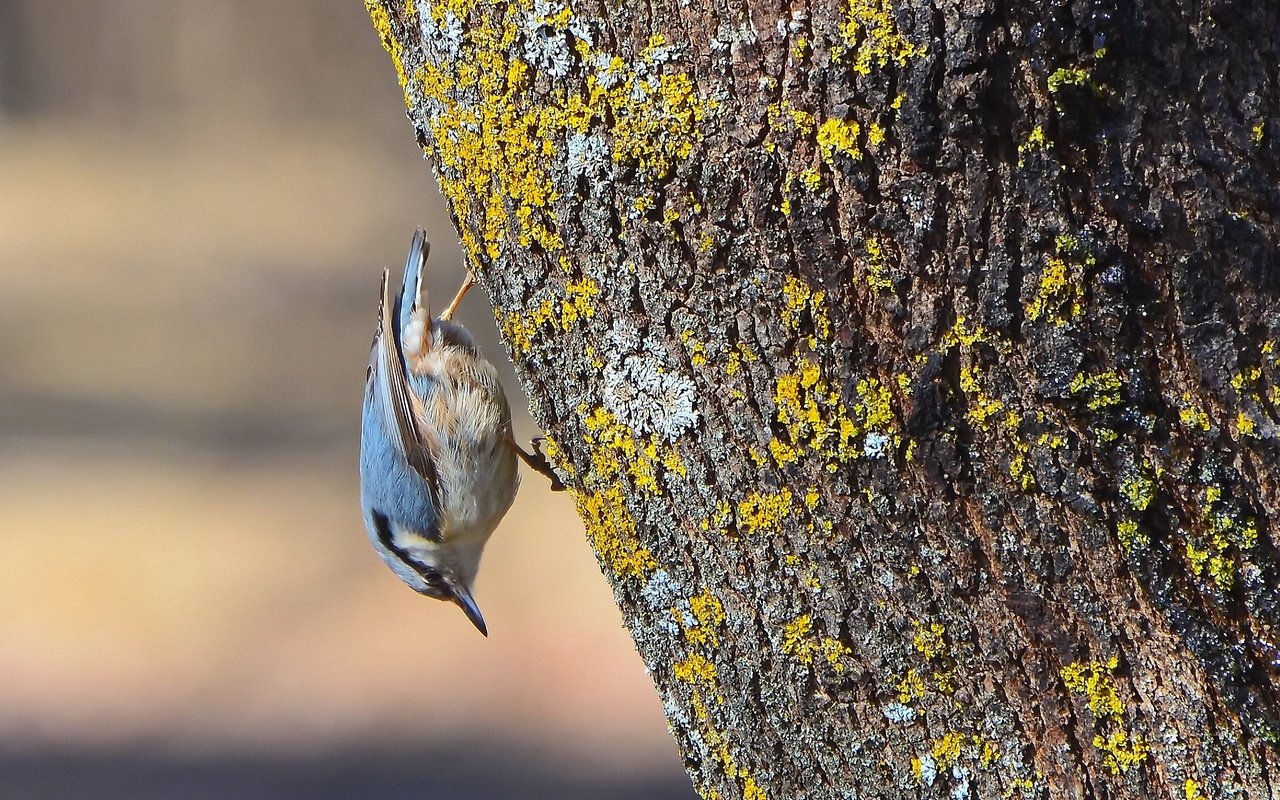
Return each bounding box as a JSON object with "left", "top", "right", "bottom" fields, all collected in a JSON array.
[
  {"left": 950, "top": 765, "right": 971, "bottom": 799},
  {"left": 676, "top": 604, "right": 697, "bottom": 628},
  {"left": 589, "top": 51, "right": 625, "bottom": 88},
  {"left": 641, "top": 572, "right": 682, "bottom": 635},
  {"left": 522, "top": 0, "right": 576, "bottom": 78},
  {"left": 416, "top": 1, "right": 463, "bottom": 59},
  {"left": 663, "top": 695, "right": 693, "bottom": 733},
  {"left": 643, "top": 35, "right": 682, "bottom": 65},
  {"left": 916, "top": 752, "right": 938, "bottom": 786},
  {"left": 863, "top": 431, "right": 891, "bottom": 458},
  {"left": 603, "top": 327, "right": 699, "bottom": 440},
  {"left": 883, "top": 702, "right": 916, "bottom": 724},
  {"left": 710, "top": 22, "right": 758, "bottom": 53},
  {"left": 565, "top": 131, "right": 611, "bottom": 181},
  {"left": 605, "top": 317, "right": 643, "bottom": 352},
  {"left": 642, "top": 568, "right": 682, "bottom": 608}
]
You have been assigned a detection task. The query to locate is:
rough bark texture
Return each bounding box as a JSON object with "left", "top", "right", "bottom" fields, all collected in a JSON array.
[{"left": 366, "top": 0, "right": 1280, "bottom": 796}]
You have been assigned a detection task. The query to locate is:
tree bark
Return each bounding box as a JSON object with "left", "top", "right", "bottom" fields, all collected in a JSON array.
[{"left": 365, "top": 0, "right": 1280, "bottom": 796}]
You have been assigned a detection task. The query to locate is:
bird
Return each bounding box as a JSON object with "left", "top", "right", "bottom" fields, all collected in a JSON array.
[{"left": 359, "top": 227, "right": 558, "bottom": 636}]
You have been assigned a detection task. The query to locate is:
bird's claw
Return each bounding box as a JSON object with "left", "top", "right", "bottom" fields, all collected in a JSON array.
[{"left": 518, "top": 437, "right": 567, "bottom": 492}]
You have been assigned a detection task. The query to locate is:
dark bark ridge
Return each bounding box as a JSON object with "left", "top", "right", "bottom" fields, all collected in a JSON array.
[{"left": 368, "top": 0, "right": 1279, "bottom": 796}]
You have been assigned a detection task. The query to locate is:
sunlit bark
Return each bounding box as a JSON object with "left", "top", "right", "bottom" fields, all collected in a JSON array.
[{"left": 367, "top": 0, "right": 1280, "bottom": 796}]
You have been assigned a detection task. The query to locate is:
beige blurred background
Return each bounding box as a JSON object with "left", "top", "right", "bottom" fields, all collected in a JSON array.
[{"left": 0, "top": 2, "right": 692, "bottom": 797}]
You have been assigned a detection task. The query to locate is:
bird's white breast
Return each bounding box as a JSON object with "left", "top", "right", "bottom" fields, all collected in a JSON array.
[{"left": 415, "top": 345, "right": 519, "bottom": 558}]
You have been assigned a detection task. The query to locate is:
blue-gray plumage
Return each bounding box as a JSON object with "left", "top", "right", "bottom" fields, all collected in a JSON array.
[{"left": 359, "top": 228, "right": 519, "bottom": 636}]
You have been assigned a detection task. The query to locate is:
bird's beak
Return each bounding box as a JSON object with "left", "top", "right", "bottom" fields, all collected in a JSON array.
[{"left": 446, "top": 578, "right": 488, "bottom": 637}]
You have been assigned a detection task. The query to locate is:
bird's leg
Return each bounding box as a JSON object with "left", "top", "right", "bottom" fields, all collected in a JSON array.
[
  {"left": 439, "top": 271, "right": 475, "bottom": 322},
  {"left": 510, "top": 437, "right": 566, "bottom": 492}
]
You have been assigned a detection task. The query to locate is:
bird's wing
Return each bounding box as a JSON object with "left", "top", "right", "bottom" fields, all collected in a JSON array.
[{"left": 373, "top": 269, "right": 443, "bottom": 509}]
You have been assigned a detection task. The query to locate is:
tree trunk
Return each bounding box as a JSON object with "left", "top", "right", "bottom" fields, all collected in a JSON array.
[{"left": 365, "top": 0, "right": 1280, "bottom": 796}]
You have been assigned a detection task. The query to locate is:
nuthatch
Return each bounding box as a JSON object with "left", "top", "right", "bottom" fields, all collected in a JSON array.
[{"left": 360, "top": 228, "right": 561, "bottom": 636}]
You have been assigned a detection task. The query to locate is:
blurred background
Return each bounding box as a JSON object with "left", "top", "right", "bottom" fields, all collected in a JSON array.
[{"left": 0, "top": 2, "right": 693, "bottom": 797}]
